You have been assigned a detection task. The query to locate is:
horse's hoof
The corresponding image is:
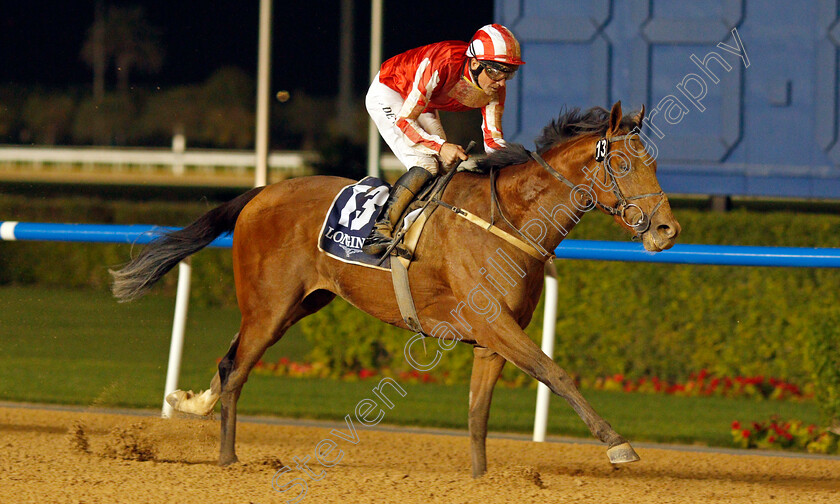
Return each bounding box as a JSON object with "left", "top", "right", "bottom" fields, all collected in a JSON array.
[
  {"left": 165, "top": 389, "right": 217, "bottom": 416},
  {"left": 219, "top": 454, "right": 239, "bottom": 466},
  {"left": 607, "top": 442, "right": 640, "bottom": 464},
  {"left": 165, "top": 389, "right": 187, "bottom": 409}
]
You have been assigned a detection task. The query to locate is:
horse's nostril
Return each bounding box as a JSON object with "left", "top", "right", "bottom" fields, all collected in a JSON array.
[{"left": 657, "top": 224, "right": 677, "bottom": 239}]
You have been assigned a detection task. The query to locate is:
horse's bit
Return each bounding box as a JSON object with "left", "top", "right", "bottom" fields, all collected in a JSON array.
[{"left": 529, "top": 133, "right": 665, "bottom": 239}]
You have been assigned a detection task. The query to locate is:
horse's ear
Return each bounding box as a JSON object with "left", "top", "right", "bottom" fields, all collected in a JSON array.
[
  {"left": 607, "top": 101, "right": 623, "bottom": 137},
  {"left": 633, "top": 104, "right": 646, "bottom": 128}
]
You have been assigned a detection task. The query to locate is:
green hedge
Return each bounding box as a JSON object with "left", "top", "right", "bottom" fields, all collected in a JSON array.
[
  {"left": 299, "top": 206, "right": 840, "bottom": 390},
  {"left": 2, "top": 193, "right": 840, "bottom": 393},
  {"left": 805, "top": 311, "right": 840, "bottom": 427}
]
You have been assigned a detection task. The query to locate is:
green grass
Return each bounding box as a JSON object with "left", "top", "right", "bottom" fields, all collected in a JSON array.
[
  {"left": 0, "top": 285, "right": 820, "bottom": 448},
  {"left": 229, "top": 377, "right": 819, "bottom": 447},
  {"left": 0, "top": 284, "right": 310, "bottom": 404}
]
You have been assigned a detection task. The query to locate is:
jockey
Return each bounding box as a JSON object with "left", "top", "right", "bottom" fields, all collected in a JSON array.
[{"left": 362, "top": 23, "right": 525, "bottom": 255}]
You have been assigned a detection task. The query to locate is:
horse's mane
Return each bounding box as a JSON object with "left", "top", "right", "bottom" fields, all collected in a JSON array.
[{"left": 474, "top": 106, "right": 637, "bottom": 173}]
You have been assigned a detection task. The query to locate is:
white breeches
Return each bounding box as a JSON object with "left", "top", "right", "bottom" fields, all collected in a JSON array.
[{"left": 366, "top": 73, "right": 447, "bottom": 175}]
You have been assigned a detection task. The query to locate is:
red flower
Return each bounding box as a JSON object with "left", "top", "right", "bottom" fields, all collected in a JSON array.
[
  {"left": 731, "top": 421, "right": 741, "bottom": 430},
  {"left": 652, "top": 377, "right": 663, "bottom": 391},
  {"left": 742, "top": 429, "right": 751, "bottom": 438},
  {"left": 358, "top": 368, "right": 377, "bottom": 379},
  {"left": 767, "top": 435, "right": 776, "bottom": 443}
]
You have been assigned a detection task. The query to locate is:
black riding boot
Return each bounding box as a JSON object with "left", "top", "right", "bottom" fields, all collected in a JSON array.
[{"left": 362, "top": 166, "right": 434, "bottom": 256}]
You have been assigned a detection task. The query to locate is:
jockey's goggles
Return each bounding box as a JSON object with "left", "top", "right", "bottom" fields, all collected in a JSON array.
[{"left": 479, "top": 61, "right": 518, "bottom": 81}]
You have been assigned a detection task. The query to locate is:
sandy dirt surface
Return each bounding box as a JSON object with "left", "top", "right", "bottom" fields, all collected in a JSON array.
[{"left": 1, "top": 405, "right": 838, "bottom": 504}]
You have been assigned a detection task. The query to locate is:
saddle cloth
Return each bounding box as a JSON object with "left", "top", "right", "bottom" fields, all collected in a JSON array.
[
  {"left": 318, "top": 175, "right": 439, "bottom": 335},
  {"left": 318, "top": 176, "right": 393, "bottom": 270}
]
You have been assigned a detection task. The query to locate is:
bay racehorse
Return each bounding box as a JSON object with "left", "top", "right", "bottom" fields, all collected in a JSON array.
[{"left": 111, "top": 102, "right": 680, "bottom": 477}]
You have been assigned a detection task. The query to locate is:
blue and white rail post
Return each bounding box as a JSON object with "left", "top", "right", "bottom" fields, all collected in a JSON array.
[
  {"left": 0, "top": 221, "right": 17, "bottom": 242},
  {"left": 533, "top": 261, "right": 558, "bottom": 442},
  {"left": 161, "top": 259, "right": 192, "bottom": 418}
]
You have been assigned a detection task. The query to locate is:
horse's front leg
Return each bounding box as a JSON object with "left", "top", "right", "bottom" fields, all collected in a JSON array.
[
  {"left": 468, "top": 346, "right": 506, "bottom": 478},
  {"left": 473, "top": 312, "right": 640, "bottom": 464}
]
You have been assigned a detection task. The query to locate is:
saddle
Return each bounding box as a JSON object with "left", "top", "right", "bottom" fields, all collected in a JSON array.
[{"left": 382, "top": 147, "right": 547, "bottom": 337}]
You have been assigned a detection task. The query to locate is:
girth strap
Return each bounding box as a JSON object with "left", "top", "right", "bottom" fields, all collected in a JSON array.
[
  {"left": 390, "top": 256, "right": 426, "bottom": 334},
  {"left": 388, "top": 201, "right": 438, "bottom": 337}
]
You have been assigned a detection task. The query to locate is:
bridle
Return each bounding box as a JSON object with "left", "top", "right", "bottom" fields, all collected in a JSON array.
[
  {"left": 528, "top": 133, "right": 665, "bottom": 239},
  {"left": 469, "top": 132, "right": 664, "bottom": 262}
]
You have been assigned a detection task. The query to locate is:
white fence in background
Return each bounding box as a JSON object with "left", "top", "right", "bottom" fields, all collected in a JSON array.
[{"left": 0, "top": 144, "right": 405, "bottom": 180}]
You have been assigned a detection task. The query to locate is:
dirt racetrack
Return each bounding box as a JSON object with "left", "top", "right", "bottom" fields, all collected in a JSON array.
[{"left": 1, "top": 404, "right": 838, "bottom": 504}]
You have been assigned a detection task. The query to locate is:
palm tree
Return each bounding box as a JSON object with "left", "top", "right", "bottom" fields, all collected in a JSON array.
[{"left": 81, "top": 3, "right": 164, "bottom": 100}]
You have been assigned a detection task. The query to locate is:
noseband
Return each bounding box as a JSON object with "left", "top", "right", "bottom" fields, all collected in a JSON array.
[{"left": 530, "top": 134, "right": 665, "bottom": 239}]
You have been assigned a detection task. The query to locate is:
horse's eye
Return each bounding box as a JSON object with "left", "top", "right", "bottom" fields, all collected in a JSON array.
[{"left": 613, "top": 159, "right": 630, "bottom": 177}]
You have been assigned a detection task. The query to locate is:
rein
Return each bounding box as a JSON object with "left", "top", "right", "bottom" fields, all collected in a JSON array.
[{"left": 529, "top": 134, "right": 665, "bottom": 239}]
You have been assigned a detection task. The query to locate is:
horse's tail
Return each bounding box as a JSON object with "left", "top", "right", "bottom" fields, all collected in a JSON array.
[{"left": 110, "top": 186, "right": 265, "bottom": 302}]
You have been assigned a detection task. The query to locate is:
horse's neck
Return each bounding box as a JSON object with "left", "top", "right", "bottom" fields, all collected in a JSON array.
[{"left": 493, "top": 142, "right": 594, "bottom": 255}]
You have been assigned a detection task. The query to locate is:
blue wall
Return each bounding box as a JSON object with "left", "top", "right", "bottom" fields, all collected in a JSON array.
[{"left": 495, "top": 0, "right": 840, "bottom": 198}]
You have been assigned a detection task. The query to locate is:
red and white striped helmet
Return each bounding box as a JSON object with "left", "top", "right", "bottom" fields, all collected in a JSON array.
[{"left": 467, "top": 24, "right": 525, "bottom": 66}]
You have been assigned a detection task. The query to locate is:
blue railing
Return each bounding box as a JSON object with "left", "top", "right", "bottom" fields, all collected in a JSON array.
[
  {"left": 0, "top": 222, "right": 233, "bottom": 248},
  {"left": 3, "top": 221, "right": 840, "bottom": 268}
]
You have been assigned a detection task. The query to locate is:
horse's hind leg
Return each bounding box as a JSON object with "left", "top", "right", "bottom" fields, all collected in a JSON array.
[
  {"left": 217, "top": 328, "right": 251, "bottom": 466},
  {"left": 218, "top": 289, "right": 336, "bottom": 466},
  {"left": 468, "top": 346, "right": 506, "bottom": 478}
]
